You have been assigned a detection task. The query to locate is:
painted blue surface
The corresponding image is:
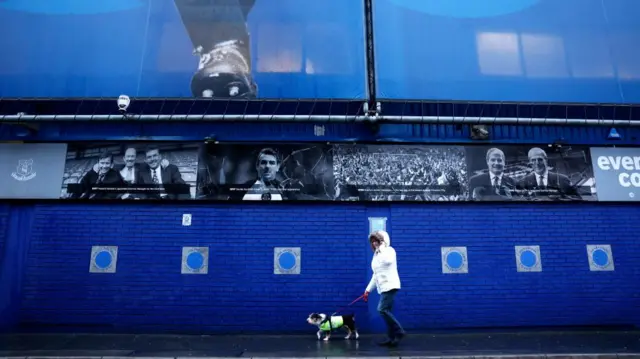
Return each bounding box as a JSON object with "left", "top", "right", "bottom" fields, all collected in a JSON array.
[
  {"left": 374, "top": 0, "right": 640, "bottom": 103},
  {"left": 2, "top": 121, "right": 640, "bottom": 146},
  {"left": 94, "top": 251, "right": 113, "bottom": 269},
  {"left": 446, "top": 251, "right": 464, "bottom": 269},
  {"left": 520, "top": 250, "right": 537, "bottom": 268},
  {"left": 277, "top": 252, "right": 296, "bottom": 271},
  {"left": 0, "top": 205, "right": 33, "bottom": 332},
  {"left": 186, "top": 252, "right": 204, "bottom": 270},
  {"left": 10, "top": 202, "right": 640, "bottom": 333},
  {"left": 0, "top": 0, "right": 366, "bottom": 99},
  {"left": 387, "top": 0, "right": 540, "bottom": 18},
  {"left": 0, "top": 0, "right": 145, "bottom": 14},
  {"left": 592, "top": 249, "right": 610, "bottom": 267},
  {"left": 0, "top": 204, "right": 10, "bottom": 331}
]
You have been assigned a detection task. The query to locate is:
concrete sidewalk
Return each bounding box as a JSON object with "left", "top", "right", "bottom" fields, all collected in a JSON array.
[{"left": 1, "top": 329, "right": 639, "bottom": 358}]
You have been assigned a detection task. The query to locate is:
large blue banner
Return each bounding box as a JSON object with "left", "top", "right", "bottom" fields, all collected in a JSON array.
[
  {"left": 374, "top": 0, "right": 640, "bottom": 103},
  {"left": 0, "top": 0, "right": 366, "bottom": 99}
]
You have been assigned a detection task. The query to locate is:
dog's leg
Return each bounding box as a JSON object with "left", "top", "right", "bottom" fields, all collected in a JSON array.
[
  {"left": 354, "top": 330, "right": 359, "bottom": 339},
  {"left": 323, "top": 331, "right": 331, "bottom": 341},
  {"left": 316, "top": 330, "right": 322, "bottom": 340},
  {"left": 344, "top": 326, "right": 352, "bottom": 339}
]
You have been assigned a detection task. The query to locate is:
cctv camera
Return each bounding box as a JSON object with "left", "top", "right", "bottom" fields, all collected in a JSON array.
[
  {"left": 117, "top": 95, "right": 130, "bottom": 113},
  {"left": 470, "top": 124, "right": 489, "bottom": 140}
]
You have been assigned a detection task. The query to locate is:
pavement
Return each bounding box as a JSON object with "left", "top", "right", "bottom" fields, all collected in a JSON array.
[{"left": 0, "top": 329, "right": 639, "bottom": 358}]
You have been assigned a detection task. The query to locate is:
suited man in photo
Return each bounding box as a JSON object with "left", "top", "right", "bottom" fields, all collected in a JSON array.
[
  {"left": 72, "top": 150, "right": 126, "bottom": 199},
  {"left": 91, "top": 147, "right": 141, "bottom": 182},
  {"left": 519, "top": 147, "right": 577, "bottom": 199},
  {"left": 468, "top": 148, "right": 517, "bottom": 201},
  {"left": 90, "top": 147, "right": 172, "bottom": 199},
  {"left": 136, "top": 146, "right": 188, "bottom": 199},
  {"left": 229, "top": 147, "right": 294, "bottom": 201}
]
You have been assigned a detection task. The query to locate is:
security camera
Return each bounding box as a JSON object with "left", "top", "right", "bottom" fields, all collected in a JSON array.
[
  {"left": 470, "top": 124, "right": 489, "bottom": 140},
  {"left": 117, "top": 94, "right": 130, "bottom": 113}
]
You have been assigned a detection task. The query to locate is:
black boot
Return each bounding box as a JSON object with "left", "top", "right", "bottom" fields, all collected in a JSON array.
[
  {"left": 389, "top": 331, "right": 406, "bottom": 347},
  {"left": 190, "top": 39, "right": 257, "bottom": 98}
]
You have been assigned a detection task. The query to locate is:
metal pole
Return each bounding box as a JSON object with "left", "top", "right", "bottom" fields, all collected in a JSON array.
[
  {"left": 363, "top": 0, "right": 378, "bottom": 114},
  {"left": 0, "top": 114, "right": 367, "bottom": 122},
  {"left": 0, "top": 114, "right": 637, "bottom": 126},
  {"left": 382, "top": 116, "right": 637, "bottom": 126}
]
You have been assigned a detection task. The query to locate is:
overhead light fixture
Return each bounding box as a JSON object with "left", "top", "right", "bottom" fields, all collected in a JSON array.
[{"left": 607, "top": 127, "right": 622, "bottom": 140}]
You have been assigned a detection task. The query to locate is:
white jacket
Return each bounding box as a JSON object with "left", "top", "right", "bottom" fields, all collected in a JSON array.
[{"left": 365, "top": 230, "right": 401, "bottom": 294}]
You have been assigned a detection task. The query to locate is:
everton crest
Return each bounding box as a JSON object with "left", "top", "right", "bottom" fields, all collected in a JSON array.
[{"left": 11, "top": 159, "right": 36, "bottom": 181}]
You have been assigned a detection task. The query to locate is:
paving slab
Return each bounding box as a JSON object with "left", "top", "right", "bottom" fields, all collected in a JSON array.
[{"left": 0, "top": 330, "right": 638, "bottom": 358}]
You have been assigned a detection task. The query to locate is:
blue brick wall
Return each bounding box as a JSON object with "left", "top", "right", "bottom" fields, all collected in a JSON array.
[
  {"left": 0, "top": 205, "right": 8, "bottom": 258},
  {"left": 19, "top": 203, "right": 369, "bottom": 334},
  {"left": 16, "top": 202, "right": 640, "bottom": 333},
  {"left": 391, "top": 203, "right": 640, "bottom": 329}
]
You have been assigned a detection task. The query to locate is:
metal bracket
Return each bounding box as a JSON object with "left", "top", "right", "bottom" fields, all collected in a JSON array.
[{"left": 363, "top": 101, "right": 381, "bottom": 122}]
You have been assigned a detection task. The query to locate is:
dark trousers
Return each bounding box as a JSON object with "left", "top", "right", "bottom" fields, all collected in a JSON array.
[
  {"left": 377, "top": 289, "right": 405, "bottom": 339},
  {"left": 173, "top": 0, "right": 256, "bottom": 53}
]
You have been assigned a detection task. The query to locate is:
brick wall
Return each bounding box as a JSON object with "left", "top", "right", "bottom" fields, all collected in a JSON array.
[
  {"left": 17, "top": 202, "right": 640, "bottom": 333},
  {"left": 391, "top": 203, "right": 640, "bottom": 329},
  {"left": 19, "top": 203, "right": 369, "bottom": 333},
  {"left": 0, "top": 205, "right": 8, "bottom": 259}
]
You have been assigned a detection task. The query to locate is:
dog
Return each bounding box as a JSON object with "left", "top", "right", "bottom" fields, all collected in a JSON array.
[{"left": 306, "top": 313, "right": 359, "bottom": 341}]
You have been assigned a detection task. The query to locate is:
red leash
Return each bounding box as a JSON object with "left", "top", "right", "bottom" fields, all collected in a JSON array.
[{"left": 331, "top": 294, "right": 365, "bottom": 316}]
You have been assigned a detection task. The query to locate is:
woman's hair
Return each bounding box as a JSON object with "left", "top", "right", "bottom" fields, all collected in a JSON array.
[{"left": 369, "top": 231, "right": 383, "bottom": 244}]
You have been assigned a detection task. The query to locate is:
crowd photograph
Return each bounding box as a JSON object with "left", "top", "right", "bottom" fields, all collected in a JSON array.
[{"left": 332, "top": 144, "right": 469, "bottom": 201}]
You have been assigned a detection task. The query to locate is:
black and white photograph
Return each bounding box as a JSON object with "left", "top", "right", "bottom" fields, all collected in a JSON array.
[
  {"left": 465, "top": 145, "right": 597, "bottom": 202},
  {"left": 61, "top": 142, "right": 199, "bottom": 200},
  {"left": 196, "top": 143, "right": 335, "bottom": 201},
  {"left": 332, "top": 144, "right": 468, "bottom": 201}
]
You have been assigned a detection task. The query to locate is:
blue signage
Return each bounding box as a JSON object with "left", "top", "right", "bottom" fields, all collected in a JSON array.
[
  {"left": 374, "top": 0, "right": 640, "bottom": 103},
  {"left": 0, "top": 0, "right": 366, "bottom": 99}
]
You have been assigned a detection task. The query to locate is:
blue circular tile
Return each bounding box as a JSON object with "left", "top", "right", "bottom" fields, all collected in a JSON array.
[
  {"left": 520, "top": 250, "right": 537, "bottom": 268},
  {"left": 186, "top": 252, "right": 205, "bottom": 270},
  {"left": 446, "top": 251, "right": 464, "bottom": 269},
  {"left": 592, "top": 249, "right": 609, "bottom": 267},
  {"left": 95, "top": 251, "right": 112, "bottom": 269},
  {"left": 278, "top": 251, "right": 297, "bottom": 270}
]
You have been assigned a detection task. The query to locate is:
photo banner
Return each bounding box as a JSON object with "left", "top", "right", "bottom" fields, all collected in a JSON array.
[
  {"left": 590, "top": 147, "right": 640, "bottom": 201},
  {"left": 372, "top": 0, "right": 640, "bottom": 103},
  {"left": 196, "top": 143, "right": 335, "bottom": 201},
  {"left": 0, "top": 141, "right": 622, "bottom": 202},
  {"left": 333, "top": 144, "right": 468, "bottom": 201},
  {"left": 465, "top": 145, "right": 596, "bottom": 201},
  {"left": 61, "top": 142, "right": 199, "bottom": 200},
  {"left": 0, "top": 0, "right": 366, "bottom": 99}
]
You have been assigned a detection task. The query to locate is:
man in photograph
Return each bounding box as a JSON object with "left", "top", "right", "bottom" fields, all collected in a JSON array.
[
  {"left": 519, "top": 147, "right": 576, "bottom": 199},
  {"left": 136, "top": 146, "right": 188, "bottom": 199},
  {"left": 91, "top": 146, "right": 140, "bottom": 181},
  {"left": 71, "top": 151, "right": 125, "bottom": 199},
  {"left": 468, "top": 147, "right": 517, "bottom": 201},
  {"left": 89, "top": 146, "right": 171, "bottom": 199},
  {"left": 173, "top": 0, "right": 258, "bottom": 99},
  {"left": 229, "top": 147, "right": 295, "bottom": 201}
]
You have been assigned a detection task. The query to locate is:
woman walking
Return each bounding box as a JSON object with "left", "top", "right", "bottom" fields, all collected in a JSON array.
[{"left": 363, "top": 230, "right": 406, "bottom": 346}]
